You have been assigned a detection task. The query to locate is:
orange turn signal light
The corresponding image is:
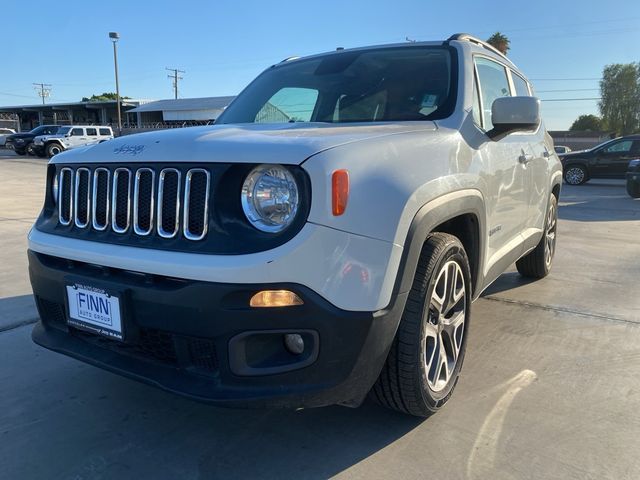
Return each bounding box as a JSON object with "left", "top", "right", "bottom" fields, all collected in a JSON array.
[
  {"left": 250, "top": 290, "right": 304, "bottom": 308},
  {"left": 332, "top": 169, "right": 349, "bottom": 216}
]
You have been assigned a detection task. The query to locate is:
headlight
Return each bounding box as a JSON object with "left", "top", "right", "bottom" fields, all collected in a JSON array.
[
  {"left": 629, "top": 159, "right": 640, "bottom": 168},
  {"left": 51, "top": 173, "right": 59, "bottom": 205},
  {"left": 241, "top": 164, "right": 299, "bottom": 233}
]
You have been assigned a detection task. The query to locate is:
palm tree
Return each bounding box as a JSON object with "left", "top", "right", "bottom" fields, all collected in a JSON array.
[{"left": 486, "top": 32, "right": 510, "bottom": 55}]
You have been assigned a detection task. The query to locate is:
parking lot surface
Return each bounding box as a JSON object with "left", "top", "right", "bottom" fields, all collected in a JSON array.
[{"left": 1, "top": 151, "right": 640, "bottom": 479}]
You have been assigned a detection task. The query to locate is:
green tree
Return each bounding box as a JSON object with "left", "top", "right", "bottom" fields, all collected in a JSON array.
[
  {"left": 486, "top": 32, "right": 510, "bottom": 55},
  {"left": 82, "top": 92, "right": 130, "bottom": 102},
  {"left": 599, "top": 63, "right": 640, "bottom": 135},
  {"left": 569, "top": 114, "right": 604, "bottom": 131}
]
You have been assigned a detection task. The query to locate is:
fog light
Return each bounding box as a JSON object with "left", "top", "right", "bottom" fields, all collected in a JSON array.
[
  {"left": 249, "top": 290, "right": 303, "bottom": 308},
  {"left": 284, "top": 334, "right": 305, "bottom": 355}
]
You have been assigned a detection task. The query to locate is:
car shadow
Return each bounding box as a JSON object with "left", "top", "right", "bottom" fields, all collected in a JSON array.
[{"left": 480, "top": 271, "right": 537, "bottom": 297}]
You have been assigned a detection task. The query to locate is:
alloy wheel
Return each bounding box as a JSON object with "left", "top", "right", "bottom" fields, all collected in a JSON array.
[
  {"left": 545, "top": 201, "right": 557, "bottom": 268},
  {"left": 425, "top": 260, "right": 466, "bottom": 392},
  {"left": 565, "top": 167, "right": 585, "bottom": 185}
]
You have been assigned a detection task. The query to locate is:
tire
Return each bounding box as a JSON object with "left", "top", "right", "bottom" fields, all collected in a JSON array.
[
  {"left": 564, "top": 165, "right": 588, "bottom": 185},
  {"left": 371, "top": 232, "right": 471, "bottom": 417},
  {"left": 627, "top": 179, "right": 640, "bottom": 198},
  {"left": 25, "top": 142, "right": 36, "bottom": 156},
  {"left": 46, "top": 142, "right": 64, "bottom": 157},
  {"left": 516, "top": 194, "right": 558, "bottom": 279}
]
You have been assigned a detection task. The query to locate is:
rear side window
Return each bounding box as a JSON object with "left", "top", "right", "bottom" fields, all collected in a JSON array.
[
  {"left": 71, "top": 128, "right": 84, "bottom": 136},
  {"left": 511, "top": 72, "right": 531, "bottom": 96},
  {"left": 475, "top": 57, "right": 511, "bottom": 130},
  {"left": 99, "top": 128, "right": 111, "bottom": 136},
  {"left": 86, "top": 128, "right": 97, "bottom": 136}
]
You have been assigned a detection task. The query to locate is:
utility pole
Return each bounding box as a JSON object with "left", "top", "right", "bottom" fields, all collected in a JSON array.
[
  {"left": 33, "top": 83, "right": 52, "bottom": 104},
  {"left": 166, "top": 68, "right": 185, "bottom": 99}
]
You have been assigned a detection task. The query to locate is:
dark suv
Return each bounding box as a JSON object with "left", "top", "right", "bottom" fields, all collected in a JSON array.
[
  {"left": 560, "top": 135, "right": 640, "bottom": 185},
  {"left": 5, "top": 125, "right": 61, "bottom": 156}
]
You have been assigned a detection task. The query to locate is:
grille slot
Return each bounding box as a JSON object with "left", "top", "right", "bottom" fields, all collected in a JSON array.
[
  {"left": 112, "top": 168, "right": 131, "bottom": 233},
  {"left": 157, "top": 168, "right": 181, "bottom": 238},
  {"left": 58, "top": 168, "right": 73, "bottom": 225},
  {"left": 133, "top": 168, "right": 155, "bottom": 236},
  {"left": 74, "top": 168, "right": 90, "bottom": 228},
  {"left": 56, "top": 165, "right": 212, "bottom": 242},
  {"left": 91, "top": 168, "right": 110, "bottom": 230},
  {"left": 183, "top": 169, "right": 210, "bottom": 241}
]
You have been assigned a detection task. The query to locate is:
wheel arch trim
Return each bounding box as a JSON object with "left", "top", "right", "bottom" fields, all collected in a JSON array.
[{"left": 392, "top": 189, "right": 486, "bottom": 301}]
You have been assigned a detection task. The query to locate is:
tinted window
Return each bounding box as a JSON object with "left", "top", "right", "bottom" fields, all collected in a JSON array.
[
  {"left": 475, "top": 57, "right": 511, "bottom": 130},
  {"left": 99, "top": 128, "right": 111, "bottom": 136},
  {"left": 86, "top": 128, "right": 97, "bottom": 136},
  {"left": 71, "top": 128, "right": 84, "bottom": 136},
  {"left": 218, "top": 46, "right": 456, "bottom": 124},
  {"left": 604, "top": 140, "right": 632, "bottom": 153},
  {"left": 512, "top": 72, "right": 530, "bottom": 96},
  {"left": 255, "top": 87, "right": 318, "bottom": 123}
]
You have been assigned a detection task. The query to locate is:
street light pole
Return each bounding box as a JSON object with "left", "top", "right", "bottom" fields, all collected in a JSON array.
[{"left": 109, "top": 32, "right": 122, "bottom": 134}]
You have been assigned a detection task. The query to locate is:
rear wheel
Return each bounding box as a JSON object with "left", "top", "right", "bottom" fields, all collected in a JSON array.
[
  {"left": 516, "top": 193, "right": 558, "bottom": 278},
  {"left": 371, "top": 232, "right": 471, "bottom": 417},
  {"left": 46, "top": 142, "right": 63, "bottom": 157},
  {"left": 564, "top": 165, "right": 588, "bottom": 185}
]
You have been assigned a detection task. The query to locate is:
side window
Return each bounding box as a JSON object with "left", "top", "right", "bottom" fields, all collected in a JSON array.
[
  {"left": 255, "top": 87, "right": 319, "bottom": 123},
  {"left": 475, "top": 57, "right": 511, "bottom": 130},
  {"left": 99, "top": 128, "right": 111, "bottom": 136},
  {"left": 511, "top": 72, "right": 531, "bottom": 97},
  {"left": 71, "top": 128, "right": 84, "bottom": 136},
  {"left": 604, "top": 140, "right": 633, "bottom": 154},
  {"left": 85, "top": 128, "right": 97, "bottom": 136}
]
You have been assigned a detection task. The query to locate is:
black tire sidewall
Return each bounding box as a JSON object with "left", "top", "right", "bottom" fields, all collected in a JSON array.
[
  {"left": 417, "top": 242, "right": 472, "bottom": 408},
  {"left": 47, "top": 143, "right": 62, "bottom": 157}
]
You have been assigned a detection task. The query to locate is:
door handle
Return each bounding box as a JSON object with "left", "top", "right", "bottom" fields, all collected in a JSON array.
[{"left": 519, "top": 154, "right": 533, "bottom": 164}]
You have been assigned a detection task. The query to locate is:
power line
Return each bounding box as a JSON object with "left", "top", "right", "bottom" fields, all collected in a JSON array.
[
  {"left": 33, "top": 83, "right": 52, "bottom": 104},
  {"left": 166, "top": 68, "right": 185, "bottom": 99},
  {"left": 536, "top": 88, "right": 600, "bottom": 93},
  {"left": 540, "top": 97, "right": 601, "bottom": 102}
]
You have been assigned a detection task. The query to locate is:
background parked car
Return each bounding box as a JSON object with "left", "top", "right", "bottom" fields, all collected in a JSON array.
[
  {"left": 33, "top": 125, "right": 114, "bottom": 157},
  {"left": 554, "top": 145, "right": 571, "bottom": 154},
  {"left": 0, "top": 128, "right": 16, "bottom": 147},
  {"left": 627, "top": 159, "right": 640, "bottom": 198},
  {"left": 5, "top": 125, "right": 61, "bottom": 155},
  {"left": 560, "top": 134, "right": 640, "bottom": 185}
]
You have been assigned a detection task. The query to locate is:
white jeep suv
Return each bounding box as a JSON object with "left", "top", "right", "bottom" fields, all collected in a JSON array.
[
  {"left": 28, "top": 34, "right": 561, "bottom": 417},
  {"left": 33, "top": 125, "right": 114, "bottom": 157}
]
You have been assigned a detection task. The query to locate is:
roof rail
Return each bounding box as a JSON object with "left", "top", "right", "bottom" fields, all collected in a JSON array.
[
  {"left": 279, "top": 56, "right": 301, "bottom": 63},
  {"left": 447, "top": 33, "right": 512, "bottom": 63}
]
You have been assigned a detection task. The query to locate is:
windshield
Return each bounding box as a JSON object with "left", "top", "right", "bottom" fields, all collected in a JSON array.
[
  {"left": 30, "top": 125, "right": 60, "bottom": 135},
  {"left": 56, "top": 127, "right": 71, "bottom": 135},
  {"left": 217, "top": 46, "right": 456, "bottom": 124}
]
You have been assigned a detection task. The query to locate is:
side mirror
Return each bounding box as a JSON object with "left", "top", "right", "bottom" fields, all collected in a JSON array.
[
  {"left": 65, "top": 133, "right": 71, "bottom": 137},
  {"left": 488, "top": 96, "right": 540, "bottom": 140}
]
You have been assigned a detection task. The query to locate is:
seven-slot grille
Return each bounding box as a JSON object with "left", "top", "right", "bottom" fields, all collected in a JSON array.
[{"left": 57, "top": 166, "right": 210, "bottom": 241}]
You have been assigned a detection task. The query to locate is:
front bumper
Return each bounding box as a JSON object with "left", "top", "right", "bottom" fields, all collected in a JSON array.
[{"left": 29, "top": 250, "right": 406, "bottom": 408}]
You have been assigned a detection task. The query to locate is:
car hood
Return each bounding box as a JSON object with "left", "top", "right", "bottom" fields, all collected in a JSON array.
[
  {"left": 7, "top": 133, "right": 35, "bottom": 140},
  {"left": 559, "top": 149, "right": 591, "bottom": 160},
  {"left": 51, "top": 122, "right": 437, "bottom": 165}
]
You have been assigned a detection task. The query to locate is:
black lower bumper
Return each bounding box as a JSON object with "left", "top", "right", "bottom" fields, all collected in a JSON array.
[{"left": 29, "top": 250, "right": 406, "bottom": 408}]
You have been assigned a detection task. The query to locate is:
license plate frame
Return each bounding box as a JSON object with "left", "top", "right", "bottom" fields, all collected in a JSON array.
[{"left": 65, "top": 282, "right": 125, "bottom": 341}]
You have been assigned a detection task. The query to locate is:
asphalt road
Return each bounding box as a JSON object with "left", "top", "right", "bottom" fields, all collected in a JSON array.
[{"left": 1, "top": 151, "right": 640, "bottom": 480}]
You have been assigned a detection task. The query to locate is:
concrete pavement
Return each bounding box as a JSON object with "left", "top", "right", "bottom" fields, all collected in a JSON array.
[{"left": 1, "top": 151, "right": 639, "bottom": 479}]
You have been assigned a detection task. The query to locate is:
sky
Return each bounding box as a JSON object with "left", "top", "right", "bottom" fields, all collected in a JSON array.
[{"left": 2, "top": 0, "right": 639, "bottom": 130}]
